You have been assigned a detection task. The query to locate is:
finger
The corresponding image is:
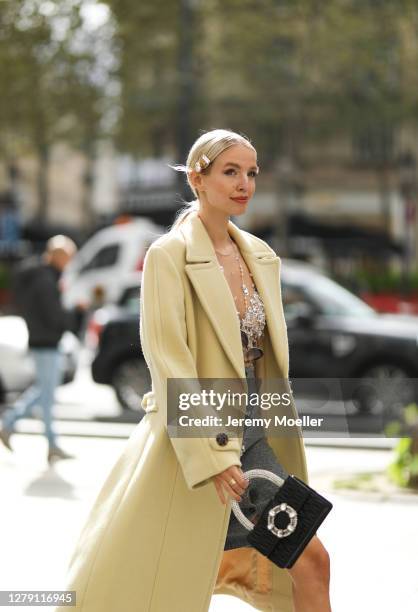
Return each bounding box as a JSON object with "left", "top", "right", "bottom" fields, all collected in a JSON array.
[
  {"left": 214, "top": 479, "right": 226, "bottom": 505},
  {"left": 230, "top": 466, "right": 250, "bottom": 490},
  {"left": 226, "top": 470, "right": 248, "bottom": 495},
  {"left": 221, "top": 479, "right": 242, "bottom": 502}
]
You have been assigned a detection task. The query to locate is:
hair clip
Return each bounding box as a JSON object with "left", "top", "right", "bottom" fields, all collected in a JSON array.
[{"left": 195, "top": 154, "right": 211, "bottom": 173}]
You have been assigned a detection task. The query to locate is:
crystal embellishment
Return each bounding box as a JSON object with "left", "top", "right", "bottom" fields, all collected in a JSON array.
[
  {"left": 240, "top": 289, "right": 266, "bottom": 355},
  {"left": 267, "top": 503, "right": 298, "bottom": 538}
]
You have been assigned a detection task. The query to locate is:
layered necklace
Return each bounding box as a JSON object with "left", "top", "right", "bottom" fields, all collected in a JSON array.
[
  {"left": 215, "top": 238, "right": 251, "bottom": 314},
  {"left": 215, "top": 237, "right": 265, "bottom": 363}
]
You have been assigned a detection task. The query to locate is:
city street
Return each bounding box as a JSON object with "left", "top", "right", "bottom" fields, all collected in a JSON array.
[
  {"left": 3, "top": 3, "right": 418, "bottom": 610},
  {"left": 1, "top": 361, "right": 417, "bottom": 611}
]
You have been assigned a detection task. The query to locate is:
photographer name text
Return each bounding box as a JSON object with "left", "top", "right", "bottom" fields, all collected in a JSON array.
[{"left": 178, "top": 415, "right": 324, "bottom": 428}]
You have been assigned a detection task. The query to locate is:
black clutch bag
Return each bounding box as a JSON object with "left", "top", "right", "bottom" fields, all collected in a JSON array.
[{"left": 230, "top": 469, "right": 333, "bottom": 569}]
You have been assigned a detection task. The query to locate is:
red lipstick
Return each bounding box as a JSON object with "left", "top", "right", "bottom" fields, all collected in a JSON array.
[{"left": 231, "top": 197, "right": 249, "bottom": 204}]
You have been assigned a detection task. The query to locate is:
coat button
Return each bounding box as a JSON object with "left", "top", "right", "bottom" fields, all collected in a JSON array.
[{"left": 216, "top": 432, "right": 229, "bottom": 447}]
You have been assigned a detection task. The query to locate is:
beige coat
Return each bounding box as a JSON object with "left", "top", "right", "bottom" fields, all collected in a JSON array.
[{"left": 56, "top": 211, "right": 308, "bottom": 612}]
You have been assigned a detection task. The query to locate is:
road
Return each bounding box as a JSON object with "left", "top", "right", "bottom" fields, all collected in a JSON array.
[{"left": 1, "top": 433, "right": 417, "bottom": 611}]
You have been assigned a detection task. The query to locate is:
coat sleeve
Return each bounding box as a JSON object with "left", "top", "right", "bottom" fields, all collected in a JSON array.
[{"left": 139, "top": 244, "right": 242, "bottom": 491}]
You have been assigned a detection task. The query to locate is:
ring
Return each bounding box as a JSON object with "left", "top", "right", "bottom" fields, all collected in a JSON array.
[{"left": 229, "top": 478, "right": 237, "bottom": 486}]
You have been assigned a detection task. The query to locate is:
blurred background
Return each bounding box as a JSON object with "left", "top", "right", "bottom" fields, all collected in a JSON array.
[
  {"left": 2, "top": 0, "right": 418, "bottom": 293},
  {"left": 1, "top": 2, "right": 418, "bottom": 611},
  {"left": 2, "top": 0, "right": 418, "bottom": 423}
]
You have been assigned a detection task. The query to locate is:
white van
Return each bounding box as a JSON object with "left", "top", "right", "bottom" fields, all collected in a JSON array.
[{"left": 62, "top": 218, "right": 165, "bottom": 308}]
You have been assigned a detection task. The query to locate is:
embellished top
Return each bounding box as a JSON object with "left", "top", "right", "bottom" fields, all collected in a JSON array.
[
  {"left": 217, "top": 242, "right": 266, "bottom": 369},
  {"left": 239, "top": 284, "right": 266, "bottom": 368}
]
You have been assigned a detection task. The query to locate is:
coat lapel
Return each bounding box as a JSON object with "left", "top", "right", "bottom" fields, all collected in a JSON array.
[
  {"left": 180, "top": 211, "right": 287, "bottom": 379},
  {"left": 181, "top": 213, "right": 244, "bottom": 379},
  {"left": 230, "top": 222, "right": 289, "bottom": 379}
]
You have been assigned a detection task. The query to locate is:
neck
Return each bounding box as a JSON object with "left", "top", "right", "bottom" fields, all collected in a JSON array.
[{"left": 197, "top": 202, "right": 232, "bottom": 251}]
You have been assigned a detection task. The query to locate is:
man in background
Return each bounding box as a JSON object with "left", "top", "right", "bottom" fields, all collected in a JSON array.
[{"left": 0, "top": 235, "right": 86, "bottom": 463}]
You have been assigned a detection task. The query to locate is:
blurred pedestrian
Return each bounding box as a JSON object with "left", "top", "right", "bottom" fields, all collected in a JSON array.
[{"left": 0, "top": 235, "right": 87, "bottom": 463}]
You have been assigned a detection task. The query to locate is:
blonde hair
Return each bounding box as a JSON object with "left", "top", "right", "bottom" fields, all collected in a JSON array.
[
  {"left": 170, "top": 128, "right": 256, "bottom": 230},
  {"left": 45, "top": 234, "right": 77, "bottom": 255}
]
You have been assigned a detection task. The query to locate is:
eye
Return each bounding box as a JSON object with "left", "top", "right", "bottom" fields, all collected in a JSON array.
[{"left": 224, "top": 168, "right": 259, "bottom": 177}]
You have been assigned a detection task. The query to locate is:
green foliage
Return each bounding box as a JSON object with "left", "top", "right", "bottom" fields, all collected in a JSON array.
[
  {"left": 4, "top": 1, "right": 418, "bottom": 169},
  {"left": 0, "top": 1, "right": 108, "bottom": 158},
  {"left": 355, "top": 269, "right": 418, "bottom": 293},
  {"left": 0, "top": 263, "right": 11, "bottom": 290},
  {"left": 386, "top": 404, "right": 418, "bottom": 489},
  {"left": 102, "top": 0, "right": 418, "bottom": 165}
]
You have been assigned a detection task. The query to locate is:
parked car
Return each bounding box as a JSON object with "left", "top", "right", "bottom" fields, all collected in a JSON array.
[
  {"left": 281, "top": 260, "right": 418, "bottom": 415},
  {"left": 89, "top": 289, "right": 148, "bottom": 412},
  {"left": 62, "top": 218, "right": 165, "bottom": 309},
  {"left": 89, "top": 259, "right": 418, "bottom": 414},
  {"left": 0, "top": 315, "right": 79, "bottom": 406}
]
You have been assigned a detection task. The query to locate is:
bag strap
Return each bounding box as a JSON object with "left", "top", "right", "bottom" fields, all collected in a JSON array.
[{"left": 230, "top": 469, "right": 285, "bottom": 532}]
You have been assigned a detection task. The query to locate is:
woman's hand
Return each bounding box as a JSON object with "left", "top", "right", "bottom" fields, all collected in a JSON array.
[{"left": 212, "top": 466, "right": 249, "bottom": 505}]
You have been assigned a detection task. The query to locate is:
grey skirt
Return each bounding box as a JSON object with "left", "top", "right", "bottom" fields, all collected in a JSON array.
[{"left": 223, "top": 366, "right": 289, "bottom": 551}]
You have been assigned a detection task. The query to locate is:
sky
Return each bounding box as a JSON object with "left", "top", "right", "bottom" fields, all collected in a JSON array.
[
  {"left": 80, "top": 1, "right": 110, "bottom": 30},
  {"left": 38, "top": 1, "right": 111, "bottom": 31}
]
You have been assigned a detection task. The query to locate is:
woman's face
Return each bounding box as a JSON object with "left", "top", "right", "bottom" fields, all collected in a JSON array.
[{"left": 192, "top": 144, "right": 259, "bottom": 216}]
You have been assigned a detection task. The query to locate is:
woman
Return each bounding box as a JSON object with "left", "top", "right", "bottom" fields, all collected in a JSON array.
[{"left": 56, "top": 129, "right": 331, "bottom": 612}]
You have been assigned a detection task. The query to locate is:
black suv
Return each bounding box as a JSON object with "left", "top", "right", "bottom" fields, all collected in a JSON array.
[{"left": 90, "top": 260, "right": 418, "bottom": 415}]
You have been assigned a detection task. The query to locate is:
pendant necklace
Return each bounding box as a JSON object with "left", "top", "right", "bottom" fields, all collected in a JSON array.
[{"left": 215, "top": 239, "right": 252, "bottom": 315}]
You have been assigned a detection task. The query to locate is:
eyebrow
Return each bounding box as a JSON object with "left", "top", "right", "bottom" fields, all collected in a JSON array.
[{"left": 223, "top": 162, "right": 259, "bottom": 171}]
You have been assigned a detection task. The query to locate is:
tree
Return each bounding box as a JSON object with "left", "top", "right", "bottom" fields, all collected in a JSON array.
[
  {"left": 0, "top": 1, "right": 108, "bottom": 223},
  {"left": 105, "top": 0, "right": 206, "bottom": 168}
]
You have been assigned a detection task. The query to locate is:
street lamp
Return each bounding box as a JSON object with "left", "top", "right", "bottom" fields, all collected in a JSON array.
[{"left": 275, "top": 156, "right": 304, "bottom": 256}]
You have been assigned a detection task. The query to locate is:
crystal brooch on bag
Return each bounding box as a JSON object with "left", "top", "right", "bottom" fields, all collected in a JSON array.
[{"left": 268, "top": 503, "right": 298, "bottom": 538}]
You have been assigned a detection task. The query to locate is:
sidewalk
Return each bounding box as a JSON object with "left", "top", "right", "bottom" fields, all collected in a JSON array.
[{"left": 0, "top": 433, "right": 417, "bottom": 611}]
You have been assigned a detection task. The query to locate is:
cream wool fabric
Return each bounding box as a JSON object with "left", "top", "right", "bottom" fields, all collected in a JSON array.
[{"left": 55, "top": 211, "right": 308, "bottom": 612}]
